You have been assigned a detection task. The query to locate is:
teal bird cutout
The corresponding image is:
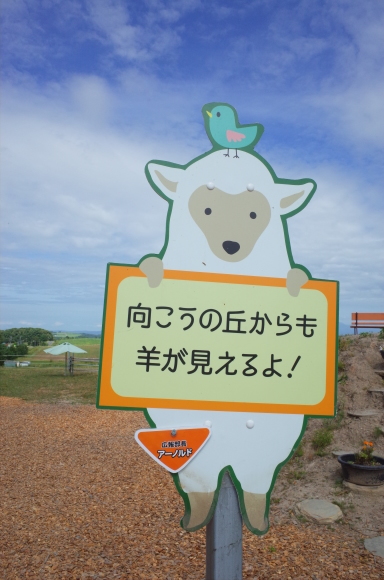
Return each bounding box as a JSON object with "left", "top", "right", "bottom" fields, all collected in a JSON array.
[{"left": 203, "top": 102, "right": 264, "bottom": 158}]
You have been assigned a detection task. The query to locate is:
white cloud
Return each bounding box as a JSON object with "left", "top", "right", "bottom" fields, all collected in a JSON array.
[
  {"left": 19, "top": 320, "right": 43, "bottom": 327},
  {"left": 2, "top": 71, "right": 384, "bottom": 329},
  {"left": 269, "top": 154, "right": 384, "bottom": 324},
  {"left": 82, "top": 0, "right": 204, "bottom": 63},
  {"left": 1, "top": 1, "right": 384, "bottom": 330},
  {"left": 308, "top": 81, "right": 384, "bottom": 150},
  {"left": 1, "top": 81, "right": 178, "bottom": 261},
  {"left": 68, "top": 75, "right": 114, "bottom": 125}
]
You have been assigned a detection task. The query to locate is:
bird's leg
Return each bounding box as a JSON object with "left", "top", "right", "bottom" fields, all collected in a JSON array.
[
  {"left": 233, "top": 149, "right": 239, "bottom": 158},
  {"left": 224, "top": 149, "right": 230, "bottom": 157}
]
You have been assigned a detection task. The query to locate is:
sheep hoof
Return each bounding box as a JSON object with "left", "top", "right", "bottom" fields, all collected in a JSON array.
[
  {"left": 243, "top": 491, "right": 268, "bottom": 533},
  {"left": 286, "top": 268, "right": 308, "bottom": 297},
  {"left": 139, "top": 257, "right": 164, "bottom": 288},
  {"left": 182, "top": 491, "right": 215, "bottom": 531}
]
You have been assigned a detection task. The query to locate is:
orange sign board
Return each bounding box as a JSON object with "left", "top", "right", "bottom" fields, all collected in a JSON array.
[
  {"left": 97, "top": 265, "right": 338, "bottom": 416},
  {"left": 135, "top": 427, "right": 211, "bottom": 473}
]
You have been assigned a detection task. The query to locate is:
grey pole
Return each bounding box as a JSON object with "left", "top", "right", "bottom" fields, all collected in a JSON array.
[{"left": 206, "top": 471, "right": 242, "bottom": 580}]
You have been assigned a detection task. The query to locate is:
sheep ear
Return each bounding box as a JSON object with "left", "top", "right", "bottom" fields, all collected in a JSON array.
[
  {"left": 278, "top": 180, "right": 316, "bottom": 214},
  {"left": 146, "top": 161, "right": 185, "bottom": 200}
]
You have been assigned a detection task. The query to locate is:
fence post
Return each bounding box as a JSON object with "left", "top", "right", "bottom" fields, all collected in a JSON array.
[{"left": 206, "top": 471, "right": 242, "bottom": 580}]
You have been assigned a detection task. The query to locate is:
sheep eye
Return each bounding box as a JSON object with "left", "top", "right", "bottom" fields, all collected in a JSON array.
[
  {"left": 205, "top": 208, "right": 212, "bottom": 215},
  {"left": 250, "top": 212, "right": 257, "bottom": 219}
]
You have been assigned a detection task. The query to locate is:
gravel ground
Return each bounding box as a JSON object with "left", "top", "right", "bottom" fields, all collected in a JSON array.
[{"left": 1, "top": 396, "right": 383, "bottom": 579}]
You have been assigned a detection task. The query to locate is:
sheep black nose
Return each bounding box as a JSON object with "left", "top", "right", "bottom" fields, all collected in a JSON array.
[{"left": 222, "top": 241, "right": 240, "bottom": 255}]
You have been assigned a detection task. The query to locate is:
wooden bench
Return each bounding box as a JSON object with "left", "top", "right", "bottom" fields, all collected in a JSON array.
[{"left": 351, "top": 312, "right": 384, "bottom": 335}]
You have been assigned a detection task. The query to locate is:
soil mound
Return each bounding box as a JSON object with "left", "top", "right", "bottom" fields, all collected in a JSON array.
[{"left": 271, "top": 333, "right": 384, "bottom": 537}]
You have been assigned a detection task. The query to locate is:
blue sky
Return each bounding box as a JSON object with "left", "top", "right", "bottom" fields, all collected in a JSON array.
[{"left": 1, "top": 0, "right": 383, "bottom": 332}]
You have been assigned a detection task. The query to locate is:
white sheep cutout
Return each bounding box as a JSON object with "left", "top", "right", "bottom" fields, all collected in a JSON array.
[{"left": 136, "top": 110, "right": 317, "bottom": 535}]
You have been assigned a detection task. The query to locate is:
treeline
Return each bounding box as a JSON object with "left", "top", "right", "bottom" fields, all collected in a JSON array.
[
  {"left": 53, "top": 333, "right": 101, "bottom": 339},
  {"left": 0, "top": 327, "right": 54, "bottom": 345},
  {"left": 0, "top": 343, "right": 29, "bottom": 365}
]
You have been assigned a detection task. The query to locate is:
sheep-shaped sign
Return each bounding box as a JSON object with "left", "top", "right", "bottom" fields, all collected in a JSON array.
[{"left": 98, "top": 103, "right": 338, "bottom": 535}]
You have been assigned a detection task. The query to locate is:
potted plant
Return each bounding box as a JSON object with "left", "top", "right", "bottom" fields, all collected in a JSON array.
[{"left": 338, "top": 441, "right": 384, "bottom": 486}]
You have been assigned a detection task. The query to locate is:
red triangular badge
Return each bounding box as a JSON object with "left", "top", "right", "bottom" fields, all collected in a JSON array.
[{"left": 135, "top": 427, "right": 211, "bottom": 473}]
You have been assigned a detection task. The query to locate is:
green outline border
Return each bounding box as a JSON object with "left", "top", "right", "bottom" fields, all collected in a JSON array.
[
  {"left": 172, "top": 417, "right": 308, "bottom": 535},
  {"left": 144, "top": 124, "right": 317, "bottom": 277},
  {"left": 96, "top": 103, "right": 339, "bottom": 535},
  {"left": 96, "top": 263, "right": 339, "bottom": 535}
]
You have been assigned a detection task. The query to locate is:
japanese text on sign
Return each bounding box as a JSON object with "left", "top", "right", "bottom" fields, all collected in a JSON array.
[
  {"left": 128, "top": 303, "right": 317, "bottom": 337},
  {"left": 108, "top": 273, "right": 333, "bottom": 409},
  {"left": 136, "top": 346, "right": 301, "bottom": 379}
]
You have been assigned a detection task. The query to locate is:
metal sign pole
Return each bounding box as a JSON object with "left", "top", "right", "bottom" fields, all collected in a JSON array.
[{"left": 206, "top": 471, "right": 242, "bottom": 580}]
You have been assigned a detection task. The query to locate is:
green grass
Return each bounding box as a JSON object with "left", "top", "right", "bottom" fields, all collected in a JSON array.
[
  {"left": 373, "top": 426, "right": 383, "bottom": 439},
  {"left": 324, "top": 406, "right": 345, "bottom": 430},
  {"left": 338, "top": 360, "right": 346, "bottom": 372},
  {"left": 293, "top": 441, "right": 304, "bottom": 458},
  {"left": 339, "top": 336, "right": 353, "bottom": 351},
  {"left": 54, "top": 337, "right": 101, "bottom": 347},
  {"left": 312, "top": 427, "right": 333, "bottom": 454},
  {"left": 53, "top": 332, "right": 88, "bottom": 339},
  {"left": 287, "top": 468, "right": 306, "bottom": 481},
  {"left": 0, "top": 338, "right": 100, "bottom": 404},
  {"left": 0, "top": 367, "right": 98, "bottom": 404},
  {"left": 338, "top": 373, "right": 348, "bottom": 384},
  {"left": 332, "top": 500, "right": 355, "bottom": 513}
]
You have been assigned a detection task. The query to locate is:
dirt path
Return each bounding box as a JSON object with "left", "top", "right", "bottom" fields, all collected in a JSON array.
[{"left": 1, "top": 397, "right": 383, "bottom": 579}]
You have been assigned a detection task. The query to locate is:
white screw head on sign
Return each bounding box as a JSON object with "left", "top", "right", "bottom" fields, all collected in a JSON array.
[
  {"left": 247, "top": 183, "right": 254, "bottom": 192},
  {"left": 171, "top": 429, "right": 177, "bottom": 437},
  {"left": 246, "top": 420, "right": 255, "bottom": 429},
  {"left": 206, "top": 182, "right": 215, "bottom": 190},
  {"left": 204, "top": 420, "right": 212, "bottom": 428}
]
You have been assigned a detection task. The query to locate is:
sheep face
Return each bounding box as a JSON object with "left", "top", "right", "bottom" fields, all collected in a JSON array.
[{"left": 188, "top": 185, "right": 271, "bottom": 262}]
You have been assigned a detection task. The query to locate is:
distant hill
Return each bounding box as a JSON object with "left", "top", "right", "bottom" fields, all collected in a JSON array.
[{"left": 52, "top": 331, "right": 101, "bottom": 338}]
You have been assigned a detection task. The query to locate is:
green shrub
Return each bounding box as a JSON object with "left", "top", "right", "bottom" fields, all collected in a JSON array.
[
  {"left": 0, "top": 343, "right": 29, "bottom": 366},
  {"left": 287, "top": 469, "right": 306, "bottom": 481},
  {"left": 293, "top": 441, "right": 304, "bottom": 458},
  {"left": 338, "top": 360, "right": 346, "bottom": 372},
  {"left": 373, "top": 426, "right": 383, "bottom": 439},
  {"left": 339, "top": 336, "right": 353, "bottom": 351},
  {"left": 312, "top": 427, "right": 333, "bottom": 453}
]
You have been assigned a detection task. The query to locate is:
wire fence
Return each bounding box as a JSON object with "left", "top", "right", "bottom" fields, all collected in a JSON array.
[
  {"left": 70, "top": 357, "right": 99, "bottom": 373},
  {"left": 1, "top": 354, "right": 100, "bottom": 373}
]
